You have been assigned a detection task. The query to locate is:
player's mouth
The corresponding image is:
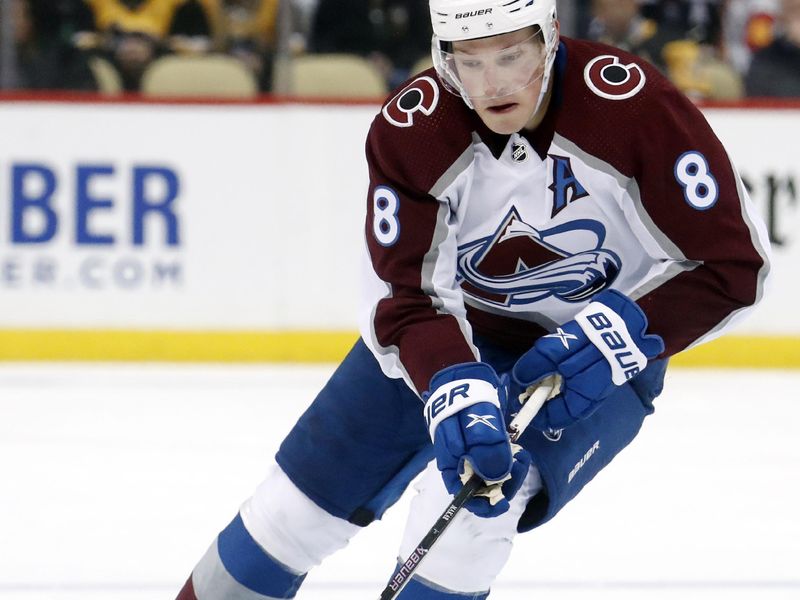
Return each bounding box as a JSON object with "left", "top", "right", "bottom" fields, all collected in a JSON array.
[{"left": 486, "top": 102, "right": 518, "bottom": 114}]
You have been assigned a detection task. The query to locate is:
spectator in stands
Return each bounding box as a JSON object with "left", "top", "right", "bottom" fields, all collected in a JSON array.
[
  {"left": 723, "top": 0, "right": 780, "bottom": 75},
  {"left": 81, "top": 0, "right": 218, "bottom": 91},
  {"left": 216, "top": 0, "right": 279, "bottom": 91},
  {"left": 587, "top": 0, "right": 742, "bottom": 100},
  {"left": 11, "top": 0, "right": 97, "bottom": 90},
  {"left": 587, "top": 0, "right": 684, "bottom": 70},
  {"left": 746, "top": 0, "right": 800, "bottom": 97},
  {"left": 639, "top": 0, "right": 723, "bottom": 47},
  {"left": 574, "top": 0, "right": 724, "bottom": 47},
  {"left": 308, "top": 0, "right": 431, "bottom": 89}
]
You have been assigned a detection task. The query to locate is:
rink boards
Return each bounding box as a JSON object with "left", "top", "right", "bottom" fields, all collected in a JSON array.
[{"left": 0, "top": 97, "right": 797, "bottom": 367}]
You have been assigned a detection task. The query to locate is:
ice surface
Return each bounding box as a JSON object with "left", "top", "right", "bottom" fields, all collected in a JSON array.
[{"left": 1, "top": 364, "right": 798, "bottom": 599}]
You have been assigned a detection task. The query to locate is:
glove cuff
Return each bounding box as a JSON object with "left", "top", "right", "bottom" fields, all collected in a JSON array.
[
  {"left": 424, "top": 362, "right": 502, "bottom": 442},
  {"left": 575, "top": 297, "right": 648, "bottom": 385}
]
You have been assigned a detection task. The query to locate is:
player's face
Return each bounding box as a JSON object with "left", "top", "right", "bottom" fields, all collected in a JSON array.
[{"left": 449, "top": 28, "right": 549, "bottom": 135}]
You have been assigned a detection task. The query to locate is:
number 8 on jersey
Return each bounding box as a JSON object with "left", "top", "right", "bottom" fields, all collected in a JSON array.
[{"left": 373, "top": 186, "right": 401, "bottom": 246}]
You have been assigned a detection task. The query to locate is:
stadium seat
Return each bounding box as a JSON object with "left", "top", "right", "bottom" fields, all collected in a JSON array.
[
  {"left": 410, "top": 56, "right": 434, "bottom": 75},
  {"left": 140, "top": 55, "right": 258, "bottom": 98},
  {"left": 88, "top": 56, "right": 123, "bottom": 95},
  {"left": 287, "top": 54, "right": 388, "bottom": 99}
]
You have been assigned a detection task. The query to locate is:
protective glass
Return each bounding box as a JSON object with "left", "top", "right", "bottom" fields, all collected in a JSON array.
[{"left": 434, "top": 30, "right": 547, "bottom": 103}]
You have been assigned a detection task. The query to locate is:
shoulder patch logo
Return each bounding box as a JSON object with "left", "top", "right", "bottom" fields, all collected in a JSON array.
[
  {"left": 382, "top": 76, "right": 440, "bottom": 128},
  {"left": 584, "top": 55, "right": 646, "bottom": 100}
]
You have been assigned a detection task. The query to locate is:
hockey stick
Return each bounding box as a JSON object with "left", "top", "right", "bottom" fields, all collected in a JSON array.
[{"left": 378, "top": 374, "right": 561, "bottom": 600}]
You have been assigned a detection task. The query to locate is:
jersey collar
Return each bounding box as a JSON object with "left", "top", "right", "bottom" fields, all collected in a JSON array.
[{"left": 474, "top": 40, "right": 568, "bottom": 162}]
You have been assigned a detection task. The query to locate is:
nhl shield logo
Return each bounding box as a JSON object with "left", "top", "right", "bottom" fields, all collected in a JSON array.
[{"left": 511, "top": 142, "right": 529, "bottom": 163}]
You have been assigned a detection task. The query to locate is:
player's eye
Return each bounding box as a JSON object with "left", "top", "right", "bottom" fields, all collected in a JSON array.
[
  {"left": 497, "top": 49, "right": 523, "bottom": 66},
  {"left": 456, "top": 58, "right": 483, "bottom": 70}
]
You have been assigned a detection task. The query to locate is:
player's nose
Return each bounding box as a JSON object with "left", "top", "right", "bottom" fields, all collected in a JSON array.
[
  {"left": 482, "top": 66, "right": 506, "bottom": 98},
  {"left": 482, "top": 65, "right": 497, "bottom": 94}
]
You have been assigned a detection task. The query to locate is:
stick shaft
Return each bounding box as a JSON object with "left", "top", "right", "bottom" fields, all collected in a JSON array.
[
  {"left": 378, "top": 377, "right": 558, "bottom": 600},
  {"left": 507, "top": 378, "right": 555, "bottom": 443}
]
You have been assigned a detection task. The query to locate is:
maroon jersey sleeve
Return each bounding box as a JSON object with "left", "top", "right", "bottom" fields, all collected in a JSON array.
[
  {"left": 631, "top": 82, "right": 770, "bottom": 354},
  {"left": 561, "top": 40, "right": 771, "bottom": 356},
  {"left": 363, "top": 76, "right": 481, "bottom": 394}
]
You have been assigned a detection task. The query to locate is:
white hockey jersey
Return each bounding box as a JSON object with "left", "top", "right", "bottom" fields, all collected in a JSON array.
[{"left": 360, "top": 37, "right": 771, "bottom": 395}]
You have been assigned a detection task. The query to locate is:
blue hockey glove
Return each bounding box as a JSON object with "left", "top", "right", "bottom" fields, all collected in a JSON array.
[
  {"left": 424, "top": 362, "right": 531, "bottom": 518},
  {"left": 511, "top": 290, "right": 665, "bottom": 431}
]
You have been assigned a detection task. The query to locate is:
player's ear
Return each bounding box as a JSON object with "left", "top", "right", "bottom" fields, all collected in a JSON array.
[{"left": 554, "top": 19, "right": 561, "bottom": 44}]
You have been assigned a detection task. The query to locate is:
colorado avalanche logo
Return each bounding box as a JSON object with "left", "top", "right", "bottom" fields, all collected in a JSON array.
[
  {"left": 584, "top": 55, "right": 646, "bottom": 100},
  {"left": 457, "top": 208, "right": 621, "bottom": 306},
  {"left": 382, "top": 76, "right": 439, "bottom": 128}
]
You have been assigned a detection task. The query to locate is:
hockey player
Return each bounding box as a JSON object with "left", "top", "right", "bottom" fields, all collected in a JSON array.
[{"left": 176, "top": 0, "right": 771, "bottom": 598}]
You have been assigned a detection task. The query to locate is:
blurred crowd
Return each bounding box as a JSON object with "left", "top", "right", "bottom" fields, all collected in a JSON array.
[{"left": 0, "top": 0, "right": 798, "bottom": 98}]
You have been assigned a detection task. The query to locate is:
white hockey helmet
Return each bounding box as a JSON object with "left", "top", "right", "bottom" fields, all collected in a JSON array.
[{"left": 429, "top": 0, "right": 559, "bottom": 108}]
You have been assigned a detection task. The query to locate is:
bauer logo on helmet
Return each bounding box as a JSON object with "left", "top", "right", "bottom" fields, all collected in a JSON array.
[{"left": 455, "top": 9, "right": 492, "bottom": 19}]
